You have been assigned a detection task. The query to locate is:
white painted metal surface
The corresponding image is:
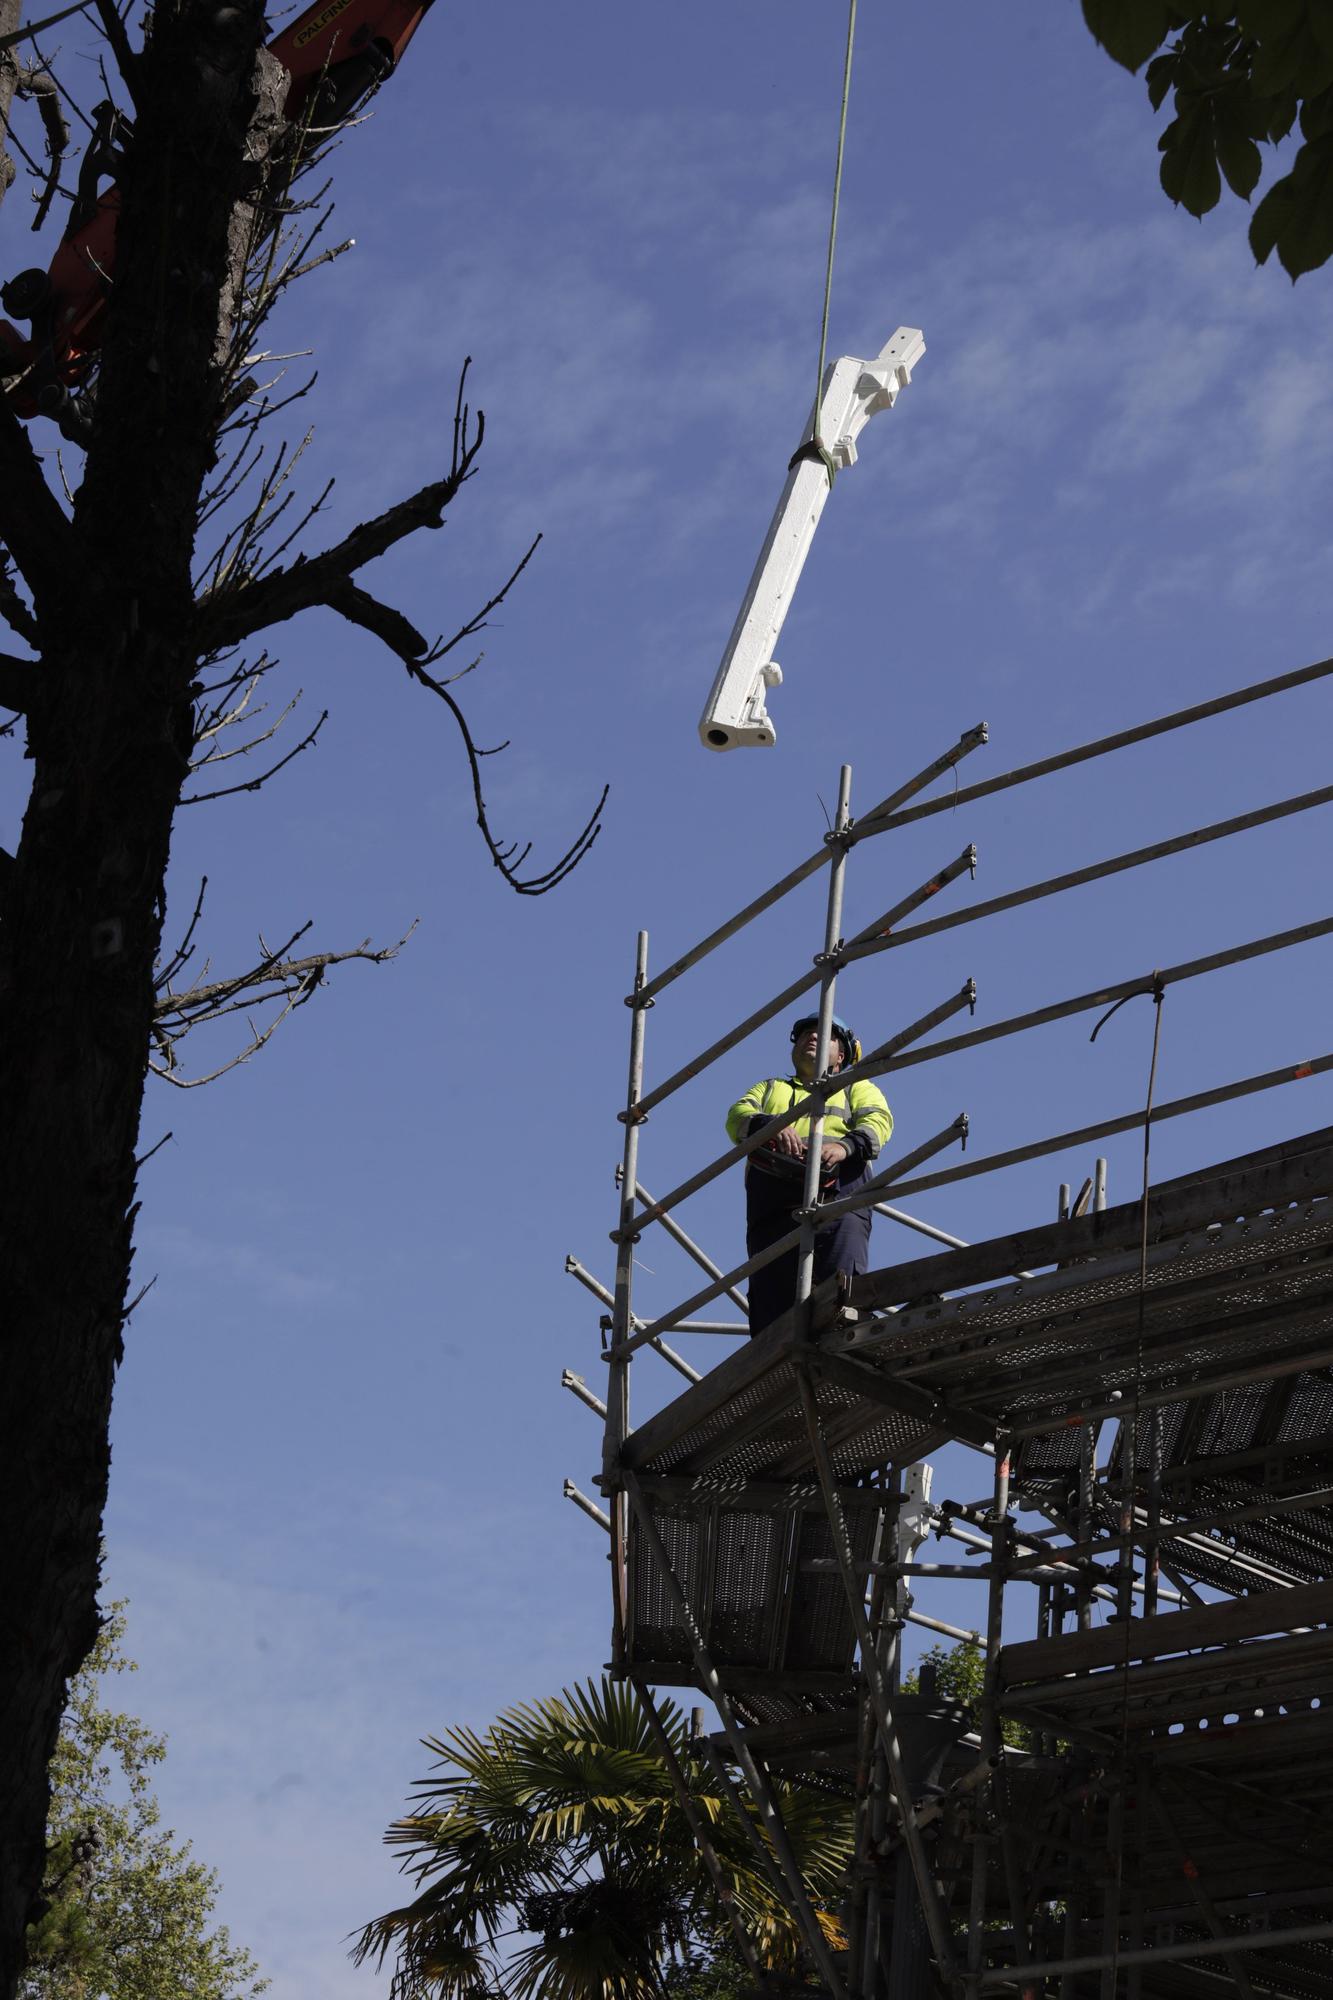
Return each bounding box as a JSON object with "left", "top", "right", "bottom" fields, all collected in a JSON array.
[
  {"left": 698, "top": 326, "right": 926, "bottom": 751},
  {"left": 896, "top": 1460, "right": 935, "bottom": 1567}
]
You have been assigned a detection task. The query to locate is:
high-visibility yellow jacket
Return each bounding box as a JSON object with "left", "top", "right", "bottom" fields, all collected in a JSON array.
[{"left": 726, "top": 1073, "right": 893, "bottom": 1161}]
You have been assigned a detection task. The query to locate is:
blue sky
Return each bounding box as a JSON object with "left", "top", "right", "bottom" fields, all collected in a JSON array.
[{"left": 6, "top": 2, "right": 1333, "bottom": 1990}]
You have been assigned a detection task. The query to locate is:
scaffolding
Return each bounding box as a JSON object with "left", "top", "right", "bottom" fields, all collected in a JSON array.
[{"left": 563, "top": 655, "right": 1333, "bottom": 1999}]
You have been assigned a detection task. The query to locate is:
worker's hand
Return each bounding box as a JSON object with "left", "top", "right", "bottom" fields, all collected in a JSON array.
[
  {"left": 767, "top": 1126, "right": 805, "bottom": 1157},
  {"left": 820, "top": 1141, "right": 850, "bottom": 1169}
]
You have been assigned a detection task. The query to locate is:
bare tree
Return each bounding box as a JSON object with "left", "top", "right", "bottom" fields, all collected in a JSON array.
[{"left": 0, "top": 6, "right": 605, "bottom": 1992}]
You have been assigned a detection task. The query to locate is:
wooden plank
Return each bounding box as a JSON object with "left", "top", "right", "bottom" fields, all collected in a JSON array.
[
  {"left": 850, "top": 1136, "right": 1333, "bottom": 1312},
  {"left": 1001, "top": 1575, "right": 1333, "bottom": 1685}
]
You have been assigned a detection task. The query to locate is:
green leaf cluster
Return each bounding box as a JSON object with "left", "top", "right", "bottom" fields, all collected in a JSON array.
[
  {"left": 1081, "top": 3, "right": 1333, "bottom": 277},
  {"left": 901, "top": 1641, "right": 1032, "bottom": 1753},
  {"left": 351, "top": 1678, "right": 852, "bottom": 2000},
  {"left": 20, "top": 1605, "right": 266, "bottom": 2000}
]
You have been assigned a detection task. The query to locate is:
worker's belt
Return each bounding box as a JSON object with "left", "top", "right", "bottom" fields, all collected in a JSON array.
[{"left": 749, "top": 1148, "right": 840, "bottom": 1196}]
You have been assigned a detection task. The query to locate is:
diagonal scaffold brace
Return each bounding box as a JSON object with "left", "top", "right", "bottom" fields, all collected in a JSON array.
[{"left": 625, "top": 1473, "right": 853, "bottom": 2000}]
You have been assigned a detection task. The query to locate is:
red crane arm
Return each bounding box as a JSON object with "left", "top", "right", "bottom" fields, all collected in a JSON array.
[{"left": 0, "top": 0, "right": 436, "bottom": 426}]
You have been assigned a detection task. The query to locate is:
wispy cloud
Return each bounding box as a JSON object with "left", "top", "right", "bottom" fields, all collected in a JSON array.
[
  {"left": 134, "top": 1220, "right": 341, "bottom": 1309},
  {"left": 855, "top": 204, "right": 1333, "bottom": 620},
  {"left": 103, "top": 1497, "right": 603, "bottom": 1998}
]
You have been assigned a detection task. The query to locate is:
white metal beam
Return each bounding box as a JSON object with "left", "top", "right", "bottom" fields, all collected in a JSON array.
[{"left": 698, "top": 326, "right": 925, "bottom": 750}]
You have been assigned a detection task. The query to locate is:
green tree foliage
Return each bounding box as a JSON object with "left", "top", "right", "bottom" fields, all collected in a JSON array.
[
  {"left": 660, "top": 1937, "right": 763, "bottom": 2000},
  {"left": 19, "top": 1606, "right": 265, "bottom": 2000},
  {"left": 352, "top": 1679, "right": 851, "bottom": 2000},
  {"left": 901, "top": 1638, "right": 985, "bottom": 1709},
  {"left": 902, "top": 1641, "right": 1032, "bottom": 1753},
  {"left": 1081, "top": 2, "right": 1333, "bottom": 277}
]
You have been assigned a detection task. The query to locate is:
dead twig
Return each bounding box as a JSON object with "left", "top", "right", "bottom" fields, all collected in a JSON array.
[
  {"left": 151, "top": 922, "right": 418, "bottom": 1085},
  {"left": 181, "top": 705, "right": 327, "bottom": 803},
  {"left": 0, "top": 399, "right": 75, "bottom": 607},
  {"left": 0, "top": 550, "right": 38, "bottom": 648},
  {"left": 154, "top": 877, "right": 208, "bottom": 991},
  {"left": 11, "top": 60, "right": 69, "bottom": 227},
  {"left": 196, "top": 361, "right": 486, "bottom": 652},
  {"left": 408, "top": 653, "right": 608, "bottom": 896},
  {"left": 91, "top": 0, "right": 140, "bottom": 106},
  {"left": 0, "top": 0, "right": 90, "bottom": 52}
]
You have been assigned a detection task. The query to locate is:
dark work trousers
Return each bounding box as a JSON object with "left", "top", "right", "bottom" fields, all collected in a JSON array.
[{"left": 744, "top": 1153, "right": 874, "bottom": 1336}]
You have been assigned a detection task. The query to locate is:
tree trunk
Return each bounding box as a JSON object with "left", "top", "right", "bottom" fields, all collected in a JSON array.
[
  {"left": 0, "top": 8, "right": 267, "bottom": 1989},
  {"left": 0, "top": 0, "right": 23, "bottom": 207}
]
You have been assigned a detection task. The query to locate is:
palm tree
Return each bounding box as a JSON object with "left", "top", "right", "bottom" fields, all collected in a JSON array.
[{"left": 351, "top": 1679, "right": 851, "bottom": 2000}]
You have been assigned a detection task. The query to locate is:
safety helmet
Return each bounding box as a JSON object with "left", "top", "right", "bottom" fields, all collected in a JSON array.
[{"left": 790, "top": 1013, "right": 861, "bottom": 1067}]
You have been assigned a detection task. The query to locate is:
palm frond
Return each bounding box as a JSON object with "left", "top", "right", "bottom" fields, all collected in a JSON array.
[{"left": 355, "top": 1676, "right": 853, "bottom": 1998}]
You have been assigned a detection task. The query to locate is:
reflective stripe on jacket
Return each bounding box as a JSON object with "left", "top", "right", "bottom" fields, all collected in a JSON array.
[{"left": 725, "top": 1074, "right": 893, "bottom": 1156}]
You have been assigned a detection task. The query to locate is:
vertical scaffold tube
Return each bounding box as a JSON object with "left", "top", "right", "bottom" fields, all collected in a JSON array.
[
  {"left": 796, "top": 765, "right": 853, "bottom": 1317},
  {"left": 852, "top": 1565, "right": 891, "bottom": 1998},
  {"left": 606, "top": 931, "right": 649, "bottom": 1667},
  {"left": 795, "top": 1370, "right": 962, "bottom": 1993},
  {"left": 1144, "top": 1408, "right": 1162, "bottom": 1618},
  {"left": 1077, "top": 1424, "right": 1096, "bottom": 1634},
  {"left": 966, "top": 1438, "right": 1011, "bottom": 1996}
]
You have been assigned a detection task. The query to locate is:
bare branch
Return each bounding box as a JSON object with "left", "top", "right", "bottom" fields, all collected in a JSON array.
[
  {"left": 192, "top": 691, "right": 300, "bottom": 766},
  {"left": 134, "top": 1129, "right": 173, "bottom": 1170},
  {"left": 191, "top": 675, "right": 261, "bottom": 752},
  {"left": 0, "top": 650, "right": 32, "bottom": 712},
  {"left": 191, "top": 652, "right": 280, "bottom": 732},
  {"left": 150, "top": 922, "right": 418, "bottom": 1085},
  {"left": 156, "top": 918, "right": 313, "bottom": 1024},
  {"left": 248, "top": 473, "right": 333, "bottom": 580},
  {"left": 273, "top": 233, "right": 353, "bottom": 292},
  {"left": 435, "top": 650, "right": 483, "bottom": 689},
  {"left": 418, "top": 533, "right": 540, "bottom": 668},
  {"left": 23, "top": 31, "right": 95, "bottom": 134},
  {"left": 119, "top": 1273, "right": 157, "bottom": 1320},
  {"left": 197, "top": 429, "right": 266, "bottom": 530},
  {"left": 0, "top": 400, "right": 74, "bottom": 604},
  {"left": 408, "top": 658, "right": 609, "bottom": 896},
  {"left": 91, "top": 0, "right": 140, "bottom": 108},
  {"left": 324, "top": 579, "right": 425, "bottom": 660},
  {"left": 0, "top": 0, "right": 90, "bottom": 51},
  {"left": 15, "top": 61, "right": 70, "bottom": 230},
  {"left": 0, "top": 549, "right": 38, "bottom": 647},
  {"left": 196, "top": 359, "right": 485, "bottom": 653},
  {"left": 154, "top": 877, "right": 208, "bottom": 992},
  {"left": 181, "top": 706, "right": 326, "bottom": 803},
  {"left": 200, "top": 427, "right": 318, "bottom": 595},
  {"left": 150, "top": 994, "right": 307, "bottom": 1087},
  {"left": 300, "top": 505, "right": 605, "bottom": 893},
  {"left": 156, "top": 922, "right": 417, "bottom": 1028},
  {"left": 215, "top": 367, "right": 317, "bottom": 441}
]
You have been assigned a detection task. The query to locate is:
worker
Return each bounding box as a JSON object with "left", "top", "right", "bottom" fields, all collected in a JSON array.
[{"left": 726, "top": 1014, "right": 893, "bottom": 1335}]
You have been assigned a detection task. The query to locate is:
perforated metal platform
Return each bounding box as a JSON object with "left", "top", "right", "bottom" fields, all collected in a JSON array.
[{"left": 613, "top": 1132, "right": 1333, "bottom": 1996}]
